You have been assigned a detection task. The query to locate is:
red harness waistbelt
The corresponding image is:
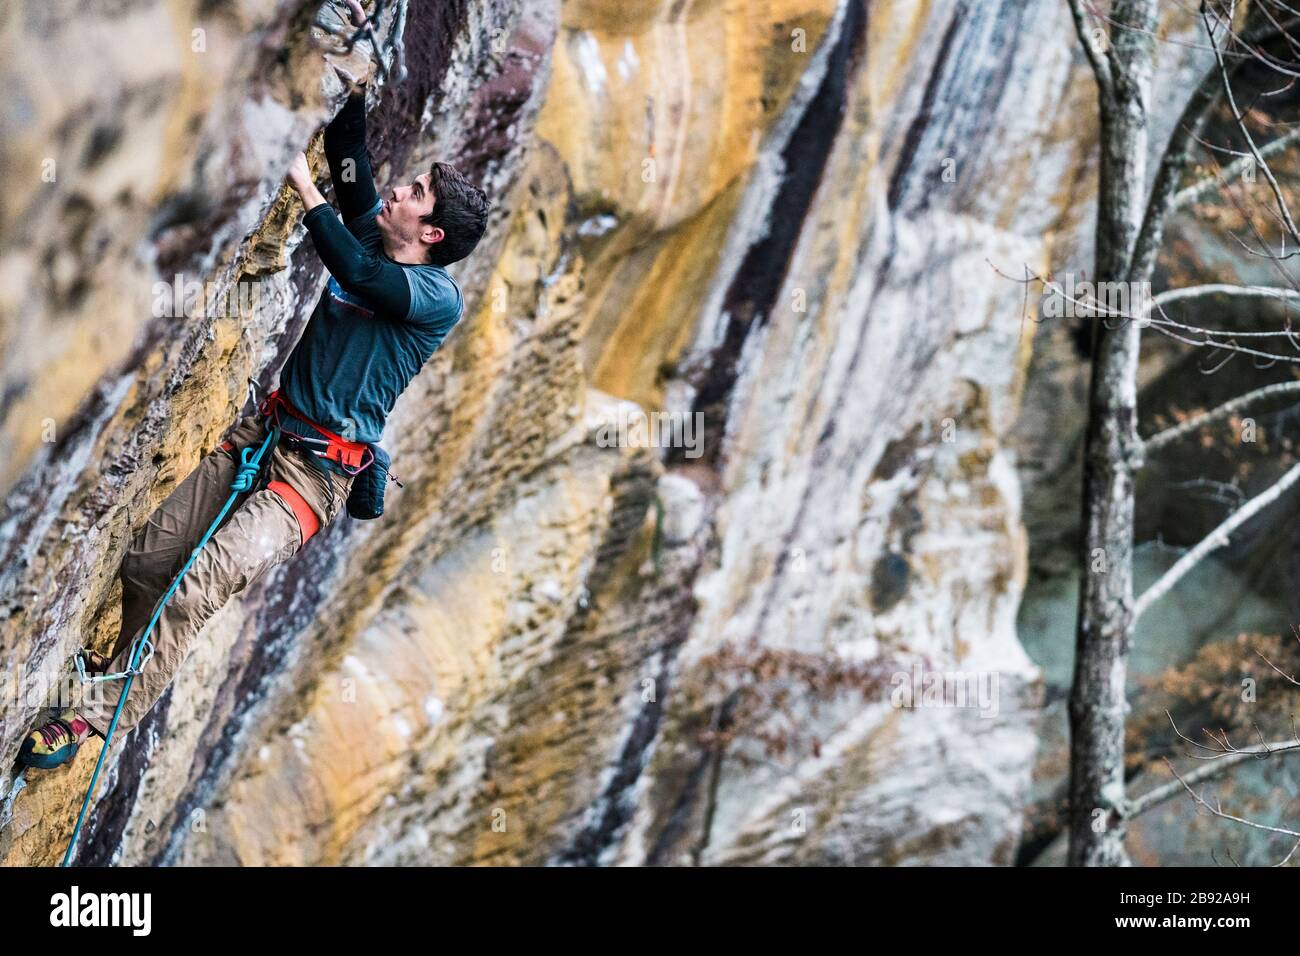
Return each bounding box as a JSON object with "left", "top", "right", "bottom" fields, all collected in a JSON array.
[{"left": 259, "top": 389, "right": 372, "bottom": 474}]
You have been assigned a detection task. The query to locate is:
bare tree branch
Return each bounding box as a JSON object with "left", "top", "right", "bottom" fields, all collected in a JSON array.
[
  {"left": 1274, "top": 838, "right": 1300, "bottom": 865},
  {"left": 1127, "top": 741, "right": 1300, "bottom": 818},
  {"left": 1007, "top": 265, "right": 1300, "bottom": 365},
  {"left": 1069, "top": 0, "right": 1115, "bottom": 95},
  {"left": 1133, "top": 458, "right": 1300, "bottom": 621},
  {"left": 1206, "top": 4, "right": 1300, "bottom": 250},
  {"left": 1127, "top": 6, "right": 1239, "bottom": 283},
  {"left": 1172, "top": 126, "right": 1300, "bottom": 211},
  {"left": 1166, "top": 757, "right": 1300, "bottom": 840},
  {"left": 1144, "top": 378, "right": 1300, "bottom": 452},
  {"left": 1152, "top": 283, "right": 1300, "bottom": 307},
  {"left": 1130, "top": 711, "right": 1300, "bottom": 862},
  {"left": 1147, "top": 321, "right": 1300, "bottom": 366},
  {"left": 1126, "top": 2, "right": 1300, "bottom": 280}
]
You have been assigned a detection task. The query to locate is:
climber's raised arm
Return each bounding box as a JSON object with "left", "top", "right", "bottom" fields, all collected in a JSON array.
[
  {"left": 320, "top": 0, "right": 380, "bottom": 222},
  {"left": 323, "top": 88, "right": 380, "bottom": 224},
  {"left": 285, "top": 151, "right": 412, "bottom": 318}
]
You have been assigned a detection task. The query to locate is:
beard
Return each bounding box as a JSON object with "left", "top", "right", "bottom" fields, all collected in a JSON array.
[{"left": 377, "top": 214, "right": 417, "bottom": 249}]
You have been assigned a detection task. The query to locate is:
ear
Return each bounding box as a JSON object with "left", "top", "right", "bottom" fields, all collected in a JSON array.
[{"left": 421, "top": 225, "right": 445, "bottom": 247}]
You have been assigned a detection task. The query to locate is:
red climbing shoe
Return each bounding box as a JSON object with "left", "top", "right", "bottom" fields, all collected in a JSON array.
[{"left": 18, "top": 709, "right": 93, "bottom": 770}]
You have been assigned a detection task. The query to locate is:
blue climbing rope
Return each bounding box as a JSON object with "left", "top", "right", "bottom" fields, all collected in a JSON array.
[{"left": 61, "top": 425, "right": 280, "bottom": 867}]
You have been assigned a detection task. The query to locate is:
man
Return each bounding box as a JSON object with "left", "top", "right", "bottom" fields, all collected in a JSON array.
[{"left": 19, "top": 38, "right": 489, "bottom": 768}]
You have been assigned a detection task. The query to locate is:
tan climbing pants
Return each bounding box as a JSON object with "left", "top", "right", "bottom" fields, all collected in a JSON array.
[{"left": 77, "top": 415, "right": 352, "bottom": 737}]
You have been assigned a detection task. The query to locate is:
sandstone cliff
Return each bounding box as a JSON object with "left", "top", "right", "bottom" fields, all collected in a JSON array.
[{"left": 0, "top": 0, "right": 1091, "bottom": 866}]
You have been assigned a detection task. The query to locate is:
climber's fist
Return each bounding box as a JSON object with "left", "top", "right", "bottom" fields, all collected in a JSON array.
[
  {"left": 286, "top": 152, "right": 313, "bottom": 195},
  {"left": 287, "top": 152, "right": 328, "bottom": 212}
]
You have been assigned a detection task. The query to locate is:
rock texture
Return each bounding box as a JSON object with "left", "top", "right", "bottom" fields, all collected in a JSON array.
[{"left": 0, "top": 0, "right": 1093, "bottom": 866}]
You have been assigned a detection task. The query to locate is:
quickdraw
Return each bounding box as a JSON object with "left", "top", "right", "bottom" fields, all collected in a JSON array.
[{"left": 313, "top": 0, "right": 407, "bottom": 83}]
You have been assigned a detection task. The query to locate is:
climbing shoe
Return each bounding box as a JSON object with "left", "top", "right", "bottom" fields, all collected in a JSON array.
[{"left": 18, "top": 709, "right": 93, "bottom": 770}]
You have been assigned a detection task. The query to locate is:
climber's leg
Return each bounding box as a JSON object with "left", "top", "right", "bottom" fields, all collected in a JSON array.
[
  {"left": 112, "top": 416, "right": 266, "bottom": 656},
  {"left": 75, "top": 432, "right": 351, "bottom": 739},
  {"left": 18, "top": 416, "right": 284, "bottom": 768}
]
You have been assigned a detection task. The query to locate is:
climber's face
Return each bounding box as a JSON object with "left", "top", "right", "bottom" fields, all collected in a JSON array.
[{"left": 377, "top": 173, "right": 444, "bottom": 260}]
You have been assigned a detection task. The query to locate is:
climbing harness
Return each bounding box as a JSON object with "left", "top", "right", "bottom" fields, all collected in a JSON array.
[
  {"left": 59, "top": 383, "right": 404, "bottom": 862},
  {"left": 60, "top": 425, "right": 280, "bottom": 867},
  {"left": 261, "top": 388, "right": 374, "bottom": 475},
  {"left": 260, "top": 388, "right": 404, "bottom": 520}
]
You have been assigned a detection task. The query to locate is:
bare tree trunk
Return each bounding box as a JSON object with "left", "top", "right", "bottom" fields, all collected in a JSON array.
[
  {"left": 1067, "top": 0, "right": 1158, "bottom": 868},
  {"left": 1061, "top": 0, "right": 1300, "bottom": 865}
]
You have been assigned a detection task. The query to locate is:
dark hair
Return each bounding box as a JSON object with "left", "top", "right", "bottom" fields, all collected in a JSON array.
[{"left": 422, "top": 162, "right": 489, "bottom": 266}]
